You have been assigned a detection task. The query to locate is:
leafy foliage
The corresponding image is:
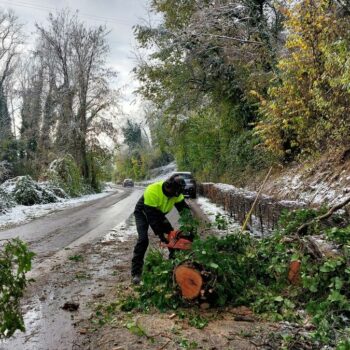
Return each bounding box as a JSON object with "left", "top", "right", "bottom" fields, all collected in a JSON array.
[
  {"left": 178, "top": 208, "right": 199, "bottom": 236},
  {"left": 121, "top": 119, "right": 143, "bottom": 150},
  {"left": 0, "top": 161, "right": 12, "bottom": 184},
  {"left": 0, "top": 140, "right": 26, "bottom": 179},
  {"left": 123, "top": 206, "right": 350, "bottom": 346},
  {"left": 125, "top": 232, "right": 256, "bottom": 311},
  {"left": 46, "top": 155, "right": 86, "bottom": 197},
  {"left": 325, "top": 225, "right": 350, "bottom": 245},
  {"left": 134, "top": 1, "right": 284, "bottom": 183},
  {"left": 0, "top": 239, "right": 35, "bottom": 338},
  {"left": 0, "top": 188, "right": 15, "bottom": 213},
  {"left": 86, "top": 146, "right": 114, "bottom": 192},
  {"left": 115, "top": 118, "right": 172, "bottom": 181},
  {"left": 1, "top": 176, "right": 58, "bottom": 206},
  {"left": 133, "top": 0, "right": 350, "bottom": 182},
  {"left": 256, "top": 0, "right": 350, "bottom": 159}
]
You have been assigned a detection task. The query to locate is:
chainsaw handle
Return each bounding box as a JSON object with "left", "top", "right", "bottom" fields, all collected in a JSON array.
[{"left": 160, "top": 230, "right": 192, "bottom": 250}]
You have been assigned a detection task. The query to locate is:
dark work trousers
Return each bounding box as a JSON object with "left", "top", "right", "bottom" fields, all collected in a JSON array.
[
  {"left": 131, "top": 210, "right": 149, "bottom": 277},
  {"left": 131, "top": 210, "right": 175, "bottom": 277}
]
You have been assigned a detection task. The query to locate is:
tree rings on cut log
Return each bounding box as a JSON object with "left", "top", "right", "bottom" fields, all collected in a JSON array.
[{"left": 174, "top": 265, "right": 203, "bottom": 300}]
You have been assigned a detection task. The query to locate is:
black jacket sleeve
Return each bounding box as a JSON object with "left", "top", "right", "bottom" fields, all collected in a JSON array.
[
  {"left": 174, "top": 199, "right": 190, "bottom": 213},
  {"left": 143, "top": 204, "right": 173, "bottom": 237}
]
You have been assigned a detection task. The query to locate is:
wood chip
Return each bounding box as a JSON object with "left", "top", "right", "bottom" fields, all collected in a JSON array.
[{"left": 61, "top": 302, "right": 79, "bottom": 311}]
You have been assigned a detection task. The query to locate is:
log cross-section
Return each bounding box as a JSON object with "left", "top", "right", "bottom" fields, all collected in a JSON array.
[{"left": 174, "top": 265, "right": 203, "bottom": 300}]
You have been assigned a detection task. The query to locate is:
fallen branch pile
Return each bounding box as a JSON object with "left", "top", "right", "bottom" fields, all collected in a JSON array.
[{"left": 123, "top": 205, "right": 350, "bottom": 347}]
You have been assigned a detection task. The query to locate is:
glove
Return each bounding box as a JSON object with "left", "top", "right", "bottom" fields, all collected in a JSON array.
[{"left": 158, "top": 232, "right": 169, "bottom": 243}]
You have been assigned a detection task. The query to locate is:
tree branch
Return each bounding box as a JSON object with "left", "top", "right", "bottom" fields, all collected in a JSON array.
[{"left": 296, "top": 197, "right": 350, "bottom": 235}]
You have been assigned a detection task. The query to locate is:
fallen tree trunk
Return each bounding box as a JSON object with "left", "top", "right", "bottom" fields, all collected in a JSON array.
[
  {"left": 173, "top": 262, "right": 217, "bottom": 302},
  {"left": 174, "top": 265, "right": 203, "bottom": 300}
]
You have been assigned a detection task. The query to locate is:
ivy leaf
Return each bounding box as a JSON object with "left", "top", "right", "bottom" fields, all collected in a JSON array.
[
  {"left": 208, "top": 262, "right": 219, "bottom": 269},
  {"left": 334, "top": 277, "right": 343, "bottom": 290},
  {"left": 320, "top": 259, "right": 342, "bottom": 273},
  {"left": 309, "top": 283, "right": 318, "bottom": 293},
  {"left": 327, "top": 290, "right": 346, "bottom": 303}
]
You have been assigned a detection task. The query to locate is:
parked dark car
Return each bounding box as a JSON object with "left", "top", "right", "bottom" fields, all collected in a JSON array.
[
  {"left": 172, "top": 171, "right": 197, "bottom": 199},
  {"left": 123, "top": 178, "right": 134, "bottom": 187}
]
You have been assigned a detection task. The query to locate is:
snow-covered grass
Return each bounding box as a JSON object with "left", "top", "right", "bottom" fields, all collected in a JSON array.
[
  {"left": 196, "top": 196, "right": 241, "bottom": 236},
  {"left": 0, "top": 184, "right": 120, "bottom": 230},
  {"left": 268, "top": 171, "right": 350, "bottom": 206},
  {"left": 196, "top": 195, "right": 269, "bottom": 237}
]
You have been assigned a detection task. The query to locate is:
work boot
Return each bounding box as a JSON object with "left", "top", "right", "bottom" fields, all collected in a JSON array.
[{"left": 132, "top": 275, "right": 141, "bottom": 285}]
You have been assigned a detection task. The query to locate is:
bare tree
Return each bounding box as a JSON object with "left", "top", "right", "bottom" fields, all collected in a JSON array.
[
  {"left": 35, "top": 10, "right": 76, "bottom": 153},
  {"left": 70, "top": 19, "right": 116, "bottom": 177},
  {"left": 35, "top": 10, "right": 117, "bottom": 183},
  {"left": 0, "top": 10, "right": 22, "bottom": 142}
]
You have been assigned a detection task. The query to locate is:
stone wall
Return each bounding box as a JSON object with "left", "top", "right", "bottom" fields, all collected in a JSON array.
[{"left": 198, "top": 183, "right": 306, "bottom": 235}]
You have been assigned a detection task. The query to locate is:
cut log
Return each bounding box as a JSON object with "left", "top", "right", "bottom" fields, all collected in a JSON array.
[
  {"left": 288, "top": 260, "right": 301, "bottom": 285},
  {"left": 174, "top": 265, "right": 203, "bottom": 300}
]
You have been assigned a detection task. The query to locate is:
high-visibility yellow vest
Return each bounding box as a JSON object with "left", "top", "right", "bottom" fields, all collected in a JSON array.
[{"left": 144, "top": 181, "right": 184, "bottom": 214}]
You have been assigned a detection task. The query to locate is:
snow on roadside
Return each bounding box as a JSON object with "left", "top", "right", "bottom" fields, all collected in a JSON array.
[
  {"left": 102, "top": 220, "right": 136, "bottom": 243},
  {"left": 0, "top": 185, "right": 121, "bottom": 230},
  {"left": 196, "top": 196, "right": 241, "bottom": 236}
]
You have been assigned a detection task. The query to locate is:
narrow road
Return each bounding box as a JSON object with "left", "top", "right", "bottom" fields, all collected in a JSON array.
[
  {"left": 0, "top": 187, "right": 202, "bottom": 350},
  {"left": 0, "top": 187, "right": 144, "bottom": 260},
  {"left": 0, "top": 186, "right": 145, "bottom": 350}
]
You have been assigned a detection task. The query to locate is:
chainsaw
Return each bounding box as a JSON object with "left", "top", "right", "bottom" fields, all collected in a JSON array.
[{"left": 162, "top": 230, "right": 193, "bottom": 250}]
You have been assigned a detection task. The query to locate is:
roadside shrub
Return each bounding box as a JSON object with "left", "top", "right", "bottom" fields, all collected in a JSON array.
[
  {"left": 0, "top": 161, "right": 12, "bottom": 184},
  {"left": 46, "top": 155, "right": 85, "bottom": 197},
  {"left": 226, "top": 130, "right": 275, "bottom": 175},
  {"left": 86, "top": 148, "right": 114, "bottom": 193},
  {"left": 0, "top": 239, "right": 35, "bottom": 338},
  {"left": 40, "top": 182, "right": 68, "bottom": 199},
  {"left": 0, "top": 188, "right": 15, "bottom": 213},
  {"left": 1, "top": 176, "right": 57, "bottom": 206}
]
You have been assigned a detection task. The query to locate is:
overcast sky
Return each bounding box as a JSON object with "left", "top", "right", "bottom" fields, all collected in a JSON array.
[{"left": 0, "top": 0, "right": 155, "bottom": 120}]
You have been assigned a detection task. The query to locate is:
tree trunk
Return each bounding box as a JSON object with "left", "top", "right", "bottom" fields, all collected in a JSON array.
[
  {"left": 75, "top": 103, "right": 89, "bottom": 181},
  {"left": 0, "top": 86, "right": 12, "bottom": 141},
  {"left": 174, "top": 265, "right": 203, "bottom": 300}
]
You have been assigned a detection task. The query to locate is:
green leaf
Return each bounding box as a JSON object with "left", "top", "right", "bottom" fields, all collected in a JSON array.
[
  {"left": 328, "top": 290, "right": 346, "bottom": 303},
  {"left": 334, "top": 277, "right": 343, "bottom": 290},
  {"left": 208, "top": 262, "right": 219, "bottom": 269}
]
